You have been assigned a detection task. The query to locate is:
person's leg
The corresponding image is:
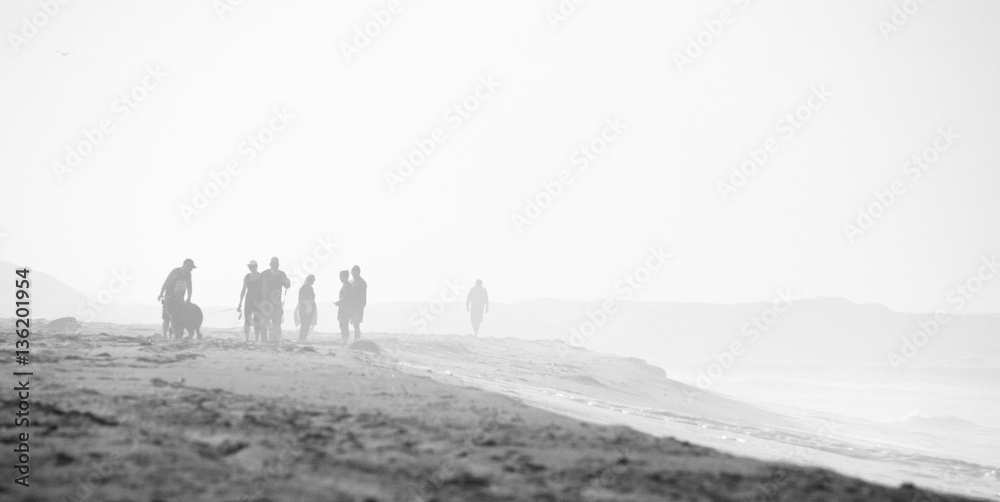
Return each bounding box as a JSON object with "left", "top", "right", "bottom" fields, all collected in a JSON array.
[
  {"left": 471, "top": 308, "right": 483, "bottom": 336},
  {"left": 353, "top": 308, "right": 363, "bottom": 340},
  {"left": 339, "top": 317, "right": 350, "bottom": 344},
  {"left": 301, "top": 310, "right": 313, "bottom": 341},
  {"left": 166, "top": 298, "right": 182, "bottom": 338},
  {"left": 253, "top": 310, "right": 262, "bottom": 341},
  {"left": 243, "top": 307, "right": 252, "bottom": 342},
  {"left": 161, "top": 302, "right": 170, "bottom": 337},
  {"left": 258, "top": 313, "right": 269, "bottom": 342},
  {"left": 272, "top": 312, "right": 282, "bottom": 344},
  {"left": 258, "top": 301, "right": 274, "bottom": 342}
]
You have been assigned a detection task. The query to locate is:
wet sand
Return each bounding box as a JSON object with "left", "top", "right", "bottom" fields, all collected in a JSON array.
[{"left": 0, "top": 325, "right": 984, "bottom": 501}]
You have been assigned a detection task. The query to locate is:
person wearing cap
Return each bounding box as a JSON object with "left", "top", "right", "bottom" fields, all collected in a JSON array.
[
  {"left": 237, "top": 260, "right": 264, "bottom": 342},
  {"left": 259, "top": 256, "right": 291, "bottom": 344},
  {"left": 157, "top": 258, "right": 196, "bottom": 338}
]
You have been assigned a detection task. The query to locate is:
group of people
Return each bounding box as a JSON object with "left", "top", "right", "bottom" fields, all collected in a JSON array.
[
  {"left": 237, "top": 258, "right": 367, "bottom": 343},
  {"left": 335, "top": 267, "right": 368, "bottom": 342},
  {"left": 159, "top": 257, "right": 490, "bottom": 342},
  {"left": 236, "top": 256, "right": 292, "bottom": 343},
  {"left": 158, "top": 257, "right": 367, "bottom": 344}
]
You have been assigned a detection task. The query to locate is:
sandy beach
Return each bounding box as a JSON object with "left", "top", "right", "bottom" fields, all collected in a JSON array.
[
  {"left": 1, "top": 322, "right": 986, "bottom": 502},
  {"left": 5, "top": 0, "right": 999, "bottom": 499}
]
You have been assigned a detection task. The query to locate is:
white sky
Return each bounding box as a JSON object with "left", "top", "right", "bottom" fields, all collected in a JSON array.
[{"left": 1, "top": 0, "right": 999, "bottom": 313}]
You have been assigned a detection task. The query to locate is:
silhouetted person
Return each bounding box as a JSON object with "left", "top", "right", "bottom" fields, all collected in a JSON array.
[
  {"left": 158, "top": 258, "right": 195, "bottom": 338},
  {"left": 297, "top": 274, "right": 317, "bottom": 342},
  {"left": 335, "top": 270, "right": 352, "bottom": 344},
  {"left": 259, "top": 256, "right": 290, "bottom": 344},
  {"left": 350, "top": 265, "right": 367, "bottom": 340},
  {"left": 466, "top": 279, "right": 489, "bottom": 336},
  {"left": 237, "top": 260, "right": 263, "bottom": 342}
]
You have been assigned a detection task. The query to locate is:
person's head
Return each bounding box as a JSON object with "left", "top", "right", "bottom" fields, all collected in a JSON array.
[
  {"left": 475, "top": 279, "right": 483, "bottom": 287},
  {"left": 351, "top": 265, "right": 361, "bottom": 278},
  {"left": 305, "top": 274, "right": 315, "bottom": 286},
  {"left": 269, "top": 256, "right": 279, "bottom": 270},
  {"left": 340, "top": 270, "right": 350, "bottom": 283},
  {"left": 182, "top": 258, "right": 196, "bottom": 271},
  {"left": 247, "top": 260, "right": 258, "bottom": 272}
]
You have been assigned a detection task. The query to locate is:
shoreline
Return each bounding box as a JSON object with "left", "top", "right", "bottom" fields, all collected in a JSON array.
[{"left": 0, "top": 325, "right": 988, "bottom": 501}]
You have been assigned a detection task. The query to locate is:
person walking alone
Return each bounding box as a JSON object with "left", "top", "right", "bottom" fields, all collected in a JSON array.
[{"left": 466, "top": 279, "right": 489, "bottom": 336}]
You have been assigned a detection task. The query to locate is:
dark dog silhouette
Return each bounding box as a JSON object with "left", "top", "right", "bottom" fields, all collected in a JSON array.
[{"left": 169, "top": 302, "right": 203, "bottom": 339}]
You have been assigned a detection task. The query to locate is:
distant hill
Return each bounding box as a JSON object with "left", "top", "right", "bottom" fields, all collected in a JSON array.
[
  {"left": 329, "top": 297, "right": 999, "bottom": 368},
  {"left": 3, "top": 261, "right": 997, "bottom": 373},
  {"left": 0, "top": 261, "right": 236, "bottom": 326},
  {"left": 0, "top": 261, "right": 88, "bottom": 320}
]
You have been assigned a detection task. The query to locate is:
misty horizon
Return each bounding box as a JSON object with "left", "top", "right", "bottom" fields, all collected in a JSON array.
[
  {"left": 2, "top": 1, "right": 998, "bottom": 500},
  {"left": 3, "top": 1, "right": 999, "bottom": 318},
  {"left": 8, "top": 259, "right": 1000, "bottom": 321}
]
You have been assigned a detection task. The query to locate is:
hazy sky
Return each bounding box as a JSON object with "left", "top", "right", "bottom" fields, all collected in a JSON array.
[{"left": 2, "top": 0, "right": 999, "bottom": 313}]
